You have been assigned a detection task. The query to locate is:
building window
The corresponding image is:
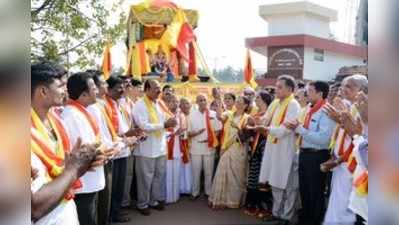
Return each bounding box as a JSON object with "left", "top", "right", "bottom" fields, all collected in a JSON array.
[{"left": 314, "top": 48, "right": 324, "bottom": 62}]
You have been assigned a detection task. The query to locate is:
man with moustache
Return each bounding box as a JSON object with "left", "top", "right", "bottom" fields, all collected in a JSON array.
[
  {"left": 132, "top": 79, "right": 177, "bottom": 215},
  {"left": 104, "top": 75, "right": 141, "bottom": 223}
]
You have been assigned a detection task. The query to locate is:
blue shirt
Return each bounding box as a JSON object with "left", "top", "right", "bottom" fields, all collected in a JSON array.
[{"left": 296, "top": 109, "right": 336, "bottom": 150}]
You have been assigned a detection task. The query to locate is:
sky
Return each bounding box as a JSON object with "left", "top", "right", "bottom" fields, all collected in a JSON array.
[{"left": 105, "top": 0, "right": 355, "bottom": 71}]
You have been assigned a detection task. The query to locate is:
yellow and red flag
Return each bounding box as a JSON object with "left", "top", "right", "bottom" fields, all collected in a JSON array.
[
  {"left": 126, "top": 42, "right": 151, "bottom": 80},
  {"left": 244, "top": 49, "right": 258, "bottom": 89},
  {"left": 161, "top": 9, "right": 195, "bottom": 61},
  {"left": 188, "top": 42, "right": 198, "bottom": 81},
  {"left": 102, "top": 42, "right": 112, "bottom": 80}
]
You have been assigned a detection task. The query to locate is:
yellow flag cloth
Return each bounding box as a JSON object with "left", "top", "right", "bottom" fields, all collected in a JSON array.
[
  {"left": 143, "top": 95, "right": 162, "bottom": 138},
  {"left": 267, "top": 94, "right": 295, "bottom": 144}
]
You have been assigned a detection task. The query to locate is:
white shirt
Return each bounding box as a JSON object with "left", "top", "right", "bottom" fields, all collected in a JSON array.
[
  {"left": 31, "top": 153, "right": 79, "bottom": 225},
  {"left": 87, "top": 101, "right": 113, "bottom": 149},
  {"left": 260, "top": 99, "right": 300, "bottom": 189},
  {"left": 188, "top": 108, "right": 222, "bottom": 155},
  {"left": 166, "top": 111, "right": 184, "bottom": 159},
  {"left": 132, "top": 97, "right": 167, "bottom": 158},
  {"left": 106, "top": 98, "right": 131, "bottom": 159},
  {"left": 61, "top": 104, "right": 105, "bottom": 194},
  {"left": 118, "top": 97, "right": 134, "bottom": 125},
  {"left": 86, "top": 102, "right": 126, "bottom": 160}
]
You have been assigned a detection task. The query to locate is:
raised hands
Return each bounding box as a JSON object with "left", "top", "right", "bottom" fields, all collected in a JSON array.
[
  {"left": 164, "top": 117, "right": 178, "bottom": 129},
  {"left": 65, "top": 138, "right": 97, "bottom": 177},
  {"left": 189, "top": 128, "right": 206, "bottom": 138},
  {"left": 341, "top": 111, "right": 363, "bottom": 137},
  {"left": 355, "top": 91, "right": 368, "bottom": 123},
  {"left": 323, "top": 103, "right": 341, "bottom": 123},
  {"left": 284, "top": 119, "right": 299, "bottom": 130}
]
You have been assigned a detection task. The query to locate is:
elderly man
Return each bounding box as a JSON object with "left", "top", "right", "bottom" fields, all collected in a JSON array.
[
  {"left": 179, "top": 97, "right": 193, "bottom": 194},
  {"left": 132, "top": 79, "right": 177, "bottom": 215},
  {"left": 165, "top": 95, "right": 190, "bottom": 203},
  {"left": 243, "top": 87, "right": 257, "bottom": 115},
  {"left": 341, "top": 91, "right": 368, "bottom": 223},
  {"left": 188, "top": 94, "right": 222, "bottom": 200},
  {"left": 322, "top": 74, "right": 368, "bottom": 225}
]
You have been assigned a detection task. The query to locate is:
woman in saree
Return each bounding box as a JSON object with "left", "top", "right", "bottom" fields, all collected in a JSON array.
[
  {"left": 208, "top": 96, "right": 251, "bottom": 209},
  {"left": 243, "top": 91, "right": 274, "bottom": 218}
]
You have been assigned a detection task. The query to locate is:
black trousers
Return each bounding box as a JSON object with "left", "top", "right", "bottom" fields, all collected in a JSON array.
[
  {"left": 75, "top": 192, "right": 98, "bottom": 225},
  {"left": 97, "top": 162, "right": 113, "bottom": 225},
  {"left": 298, "top": 149, "right": 330, "bottom": 225},
  {"left": 110, "top": 157, "right": 127, "bottom": 220}
]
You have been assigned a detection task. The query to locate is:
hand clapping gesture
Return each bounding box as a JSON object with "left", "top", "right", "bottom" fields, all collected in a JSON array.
[
  {"left": 341, "top": 111, "right": 363, "bottom": 137},
  {"left": 355, "top": 91, "right": 368, "bottom": 123},
  {"left": 284, "top": 119, "right": 299, "bottom": 130}
]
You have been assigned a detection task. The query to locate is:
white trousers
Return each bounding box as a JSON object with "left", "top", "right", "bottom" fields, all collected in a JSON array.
[{"left": 191, "top": 154, "right": 215, "bottom": 197}]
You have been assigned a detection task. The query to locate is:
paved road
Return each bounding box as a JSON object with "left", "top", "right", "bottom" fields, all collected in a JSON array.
[{"left": 124, "top": 196, "right": 278, "bottom": 225}]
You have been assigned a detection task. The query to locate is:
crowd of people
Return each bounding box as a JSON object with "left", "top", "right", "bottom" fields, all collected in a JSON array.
[{"left": 31, "top": 60, "right": 368, "bottom": 225}]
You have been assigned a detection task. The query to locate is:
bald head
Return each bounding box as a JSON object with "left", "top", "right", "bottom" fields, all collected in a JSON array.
[
  {"left": 167, "top": 94, "right": 179, "bottom": 113},
  {"left": 212, "top": 87, "right": 221, "bottom": 100},
  {"left": 179, "top": 97, "right": 191, "bottom": 115},
  {"left": 196, "top": 94, "right": 207, "bottom": 111}
]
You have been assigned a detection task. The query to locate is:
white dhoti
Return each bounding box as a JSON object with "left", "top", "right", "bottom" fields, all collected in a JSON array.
[
  {"left": 166, "top": 159, "right": 181, "bottom": 203},
  {"left": 323, "top": 164, "right": 356, "bottom": 225},
  {"left": 180, "top": 161, "right": 192, "bottom": 194}
]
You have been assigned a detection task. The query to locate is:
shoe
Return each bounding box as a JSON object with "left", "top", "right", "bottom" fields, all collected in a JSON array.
[
  {"left": 137, "top": 207, "right": 151, "bottom": 216},
  {"left": 111, "top": 215, "right": 131, "bottom": 223},
  {"left": 256, "top": 209, "right": 272, "bottom": 219},
  {"left": 150, "top": 201, "right": 165, "bottom": 211}
]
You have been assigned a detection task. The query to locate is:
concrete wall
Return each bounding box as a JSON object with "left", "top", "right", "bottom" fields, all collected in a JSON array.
[
  {"left": 266, "top": 13, "right": 331, "bottom": 38},
  {"left": 303, "top": 47, "right": 365, "bottom": 81}
]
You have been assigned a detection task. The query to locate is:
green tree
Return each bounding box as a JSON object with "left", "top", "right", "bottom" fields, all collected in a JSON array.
[
  {"left": 31, "top": 0, "right": 127, "bottom": 70},
  {"left": 214, "top": 66, "right": 244, "bottom": 83}
]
